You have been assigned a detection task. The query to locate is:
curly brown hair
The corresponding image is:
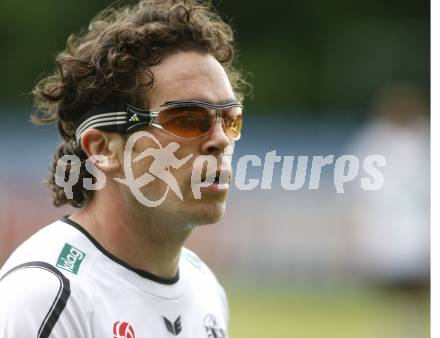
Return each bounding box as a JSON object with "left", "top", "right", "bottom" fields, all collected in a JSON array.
[{"left": 32, "top": 0, "right": 247, "bottom": 208}]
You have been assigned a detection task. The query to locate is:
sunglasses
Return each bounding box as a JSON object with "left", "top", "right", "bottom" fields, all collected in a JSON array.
[
  {"left": 124, "top": 100, "right": 243, "bottom": 141},
  {"left": 75, "top": 100, "right": 243, "bottom": 142}
]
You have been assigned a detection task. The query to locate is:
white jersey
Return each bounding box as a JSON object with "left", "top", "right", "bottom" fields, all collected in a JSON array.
[{"left": 0, "top": 217, "right": 228, "bottom": 338}]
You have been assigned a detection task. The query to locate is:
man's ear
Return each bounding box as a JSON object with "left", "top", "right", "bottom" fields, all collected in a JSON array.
[{"left": 80, "top": 128, "right": 123, "bottom": 173}]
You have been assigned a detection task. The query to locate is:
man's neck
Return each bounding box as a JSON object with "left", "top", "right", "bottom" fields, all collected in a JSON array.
[{"left": 69, "top": 195, "right": 191, "bottom": 280}]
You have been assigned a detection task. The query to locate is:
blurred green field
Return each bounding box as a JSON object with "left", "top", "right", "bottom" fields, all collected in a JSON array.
[{"left": 227, "top": 286, "right": 429, "bottom": 338}]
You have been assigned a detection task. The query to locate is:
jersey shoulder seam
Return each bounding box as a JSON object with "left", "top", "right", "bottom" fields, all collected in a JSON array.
[{"left": 0, "top": 261, "right": 71, "bottom": 338}]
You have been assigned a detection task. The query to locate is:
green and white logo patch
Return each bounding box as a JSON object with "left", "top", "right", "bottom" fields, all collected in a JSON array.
[{"left": 56, "top": 243, "right": 86, "bottom": 274}]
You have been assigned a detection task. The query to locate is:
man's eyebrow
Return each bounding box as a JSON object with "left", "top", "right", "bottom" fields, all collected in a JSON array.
[
  {"left": 163, "top": 98, "right": 239, "bottom": 105},
  {"left": 218, "top": 99, "right": 240, "bottom": 105}
]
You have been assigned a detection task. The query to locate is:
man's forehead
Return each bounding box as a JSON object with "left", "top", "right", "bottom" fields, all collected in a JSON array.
[{"left": 147, "top": 52, "right": 234, "bottom": 105}]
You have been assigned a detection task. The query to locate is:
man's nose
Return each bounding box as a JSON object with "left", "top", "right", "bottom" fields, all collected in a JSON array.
[{"left": 200, "top": 119, "right": 231, "bottom": 155}]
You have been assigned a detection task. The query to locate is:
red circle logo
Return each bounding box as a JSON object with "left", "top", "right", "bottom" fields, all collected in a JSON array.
[{"left": 113, "top": 321, "right": 135, "bottom": 338}]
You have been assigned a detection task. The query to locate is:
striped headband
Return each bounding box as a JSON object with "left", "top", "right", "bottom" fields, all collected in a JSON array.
[{"left": 74, "top": 104, "right": 152, "bottom": 142}]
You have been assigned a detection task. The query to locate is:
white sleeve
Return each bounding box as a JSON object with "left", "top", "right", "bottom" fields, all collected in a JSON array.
[
  {"left": 0, "top": 262, "right": 88, "bottom": 338},
  {"left": 217, "top": 283, "right": 229, "bottom": 328}
]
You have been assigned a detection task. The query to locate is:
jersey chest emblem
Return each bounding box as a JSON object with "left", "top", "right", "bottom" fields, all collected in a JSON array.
[
  {"left": 56, "top": 243, "right": 86, "bottom": 274},
  {"left": 163, "top": 315, "right": 182, "bottom": 336},
  {"left": 203, "top": 314, "right": 226, "bottom": 338},
  {"left": 113, "top": 321, "right": 136, "bottom": 338}
]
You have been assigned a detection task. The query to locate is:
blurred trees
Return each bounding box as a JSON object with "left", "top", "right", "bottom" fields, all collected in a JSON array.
[{"left": 0, "top": 0, "right": 429, "bottom": 117}]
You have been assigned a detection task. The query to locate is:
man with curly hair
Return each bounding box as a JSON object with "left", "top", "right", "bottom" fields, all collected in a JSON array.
[{"left": 0, "top": 1, "right": 246, "bottom": 337}]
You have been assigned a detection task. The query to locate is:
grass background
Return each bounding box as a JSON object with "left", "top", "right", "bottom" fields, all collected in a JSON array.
[{"left": 227, "top": 286, "right": 429, "bottom": 338}]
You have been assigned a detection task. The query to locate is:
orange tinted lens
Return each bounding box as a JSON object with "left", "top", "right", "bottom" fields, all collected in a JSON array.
[
  {"left": 158, "top": 106, "right": 213, "bottom": 138},
  {"left": 222, "top": 106, "right": 243, "bottom": 140}
]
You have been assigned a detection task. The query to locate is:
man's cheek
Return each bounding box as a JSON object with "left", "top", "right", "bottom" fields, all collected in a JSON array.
[
  {"left": 220, "top": 145, "right": 234, "bottom": 180},
  {"left": 167, "top": 163, "right": 190, "bottom": 197},
  {"left": 131, "top": 157, "right": 152, "bottom": 179},
  {"left": 225, "top": 143, "right": 235, "bottom": 154}
]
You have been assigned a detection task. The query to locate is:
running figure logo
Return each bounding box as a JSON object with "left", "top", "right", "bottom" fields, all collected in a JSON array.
[{"left": 115, "top": 131, "right": 193, "bottom": 207}]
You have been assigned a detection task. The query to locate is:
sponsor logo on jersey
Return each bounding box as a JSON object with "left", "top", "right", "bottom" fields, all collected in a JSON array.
[
  {"left": 203, "top": 314, "right": 226, "bottom": 338},
  {"left": 113, "top": 321, "right": 135, "bottom": 338},
  {"left": 56, "top": 243, "right": 86, "bottom": 274},
  {"left": 181, "top": 250, "right": 203, "bottom": 271},
  {"left": 163, "top": 315, "right": 182, "bottom": 336}
]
